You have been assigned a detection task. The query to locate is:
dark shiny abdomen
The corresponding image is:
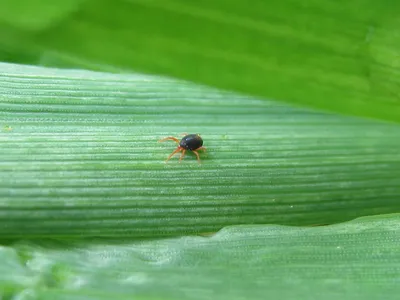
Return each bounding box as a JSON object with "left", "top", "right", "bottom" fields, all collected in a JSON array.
[{"left": 179, "top": 134, "right": 203, "bottom": 151}]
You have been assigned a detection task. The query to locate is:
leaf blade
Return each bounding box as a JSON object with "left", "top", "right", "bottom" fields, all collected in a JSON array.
[
  {"left": 3, "top": 214, "right": 400, "bottom": 299},
  {"left": 1, "top": 63, "right": 400, "bottom": 237}
]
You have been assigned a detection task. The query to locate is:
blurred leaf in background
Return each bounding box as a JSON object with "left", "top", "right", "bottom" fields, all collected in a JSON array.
[{"left": 1, "top": 0, "right": 400, "bottom": 122}]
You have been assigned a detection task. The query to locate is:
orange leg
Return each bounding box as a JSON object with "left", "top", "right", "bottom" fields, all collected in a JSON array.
[
  {"left": 192, "top": 150, "right": 201, "bottom": 163},
  {"left": 179, "top": 149, "right": 186, "bottom": 162},
  {"left": 165, "top": 147, "right": 183, "bottom": 162},
  {"left": 197, "top": 146, "right": 206, "bottom": 152},
  {"left": 158, "top": 136, "right": 180, "bottom": 144}
]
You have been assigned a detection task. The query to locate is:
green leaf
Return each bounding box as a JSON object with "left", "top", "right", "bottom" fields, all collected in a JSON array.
[
  {"left": 1, "top": 0, "right": 400, "bottom": 122},
  {"left": 3, "top": 214, "right": 400, "bottom": 299},
  {"left": 1, "top": 62, "right": 400, "bottom": 238},
  {"left": 0, "top": 0, "right": 83, "bottom": 30}
]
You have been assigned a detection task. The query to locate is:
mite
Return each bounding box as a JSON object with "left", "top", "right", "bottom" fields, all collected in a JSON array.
[{"left": 159, "top": 133, "right": 206, "bottom": 163}]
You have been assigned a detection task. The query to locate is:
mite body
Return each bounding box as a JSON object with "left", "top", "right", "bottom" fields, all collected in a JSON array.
[{"left": 159, "top": 134, "right": 206, "bottom": 163}]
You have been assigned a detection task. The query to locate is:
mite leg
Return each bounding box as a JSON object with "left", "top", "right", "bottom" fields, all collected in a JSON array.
[
  {"left": 158, "top": 136, "right": 180, "bottom": 144},
  {"left": 166, "top": 147, "right": 183, "bottom": 162},
  {"left": 192, "top": 150, "right": 201, "bottom": 164},
  {"left": 197, "top": 146, "right": 206, "bottom": 152},
  {"left": 179, "top": 150, "right": 186, "bottom": 162}
]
